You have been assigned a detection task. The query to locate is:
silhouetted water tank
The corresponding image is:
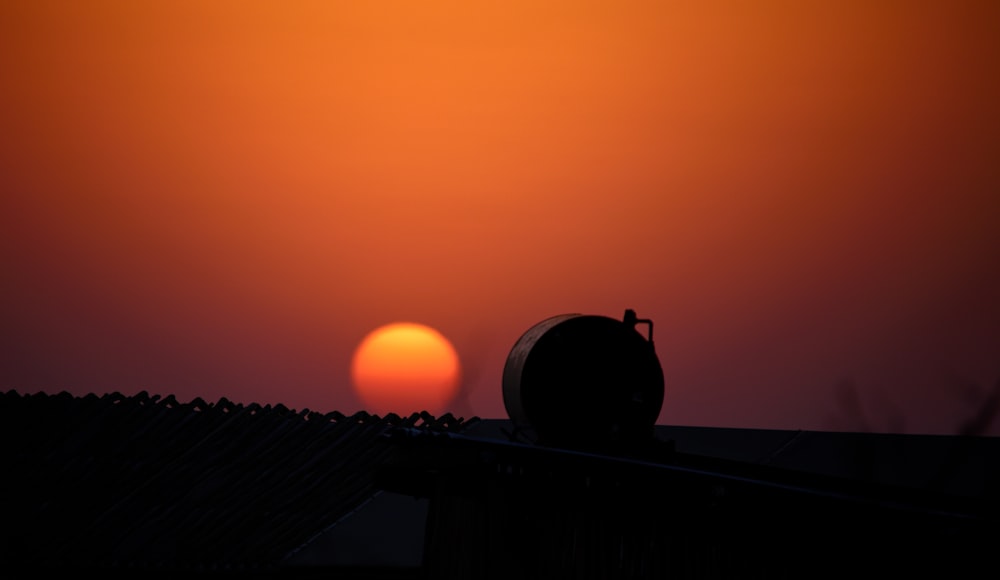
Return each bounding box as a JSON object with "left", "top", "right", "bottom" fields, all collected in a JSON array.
[{"left": 502, "top": 309, "right": 664, "bottom": 450}]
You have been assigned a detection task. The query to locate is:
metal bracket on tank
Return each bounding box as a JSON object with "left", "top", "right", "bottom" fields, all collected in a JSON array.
[{"left": 623, "top": 309, "right": 653, "bottom": 344}]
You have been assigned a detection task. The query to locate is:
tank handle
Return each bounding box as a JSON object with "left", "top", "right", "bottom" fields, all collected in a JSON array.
[{"left": 623, "top": 309, "right": 653, "bottom": 344}]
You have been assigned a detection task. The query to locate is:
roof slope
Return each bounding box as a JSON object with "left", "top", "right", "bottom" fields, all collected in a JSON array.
[
  {"left": 464, "top": 419, "right": 1000, "bottom": 502},
  {"left": 0, "top": 389, "right": 475, "bottom": 573},
  {"left": 5, "top": 390, "right": 999, "bottom": 575}
]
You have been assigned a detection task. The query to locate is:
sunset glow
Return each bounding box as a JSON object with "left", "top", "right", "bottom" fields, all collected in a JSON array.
[{"left": 1, "top": 1, "right": 998, "bottom": 434}]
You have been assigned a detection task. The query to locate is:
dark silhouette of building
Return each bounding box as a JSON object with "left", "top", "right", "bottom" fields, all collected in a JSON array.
[
  {"left": 2, "top": 389, "right": 998, "bottom": 579},
  {"left": 2, "top": 311, "right": 998, "bottom": 578}
]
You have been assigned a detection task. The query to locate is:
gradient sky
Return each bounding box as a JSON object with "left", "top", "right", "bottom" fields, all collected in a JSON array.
[{"left": 2, "top": 1, "right": 998, "bottom": 435}]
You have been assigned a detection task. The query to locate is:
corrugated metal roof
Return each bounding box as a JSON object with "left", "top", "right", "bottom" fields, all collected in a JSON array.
[
  {"left": 0, "top": 389, "right": 477, "bottom": 573},
  {"left": 5, "top": 389, "right": 999, "bottom": 576}
]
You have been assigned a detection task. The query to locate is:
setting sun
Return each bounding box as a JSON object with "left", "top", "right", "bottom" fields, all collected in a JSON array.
[{"left": 350, "top": 322, "right": 461, "bottom": 416}]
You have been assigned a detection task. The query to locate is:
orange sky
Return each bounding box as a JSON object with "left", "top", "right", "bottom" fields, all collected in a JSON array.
[{"left": 2, "top": 1, "right": 998, "bottom": 434}]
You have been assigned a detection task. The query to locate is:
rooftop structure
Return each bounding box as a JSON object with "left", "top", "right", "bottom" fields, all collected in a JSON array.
[{"left": 3, "top": 311, "right": 998, "bottom": 578}]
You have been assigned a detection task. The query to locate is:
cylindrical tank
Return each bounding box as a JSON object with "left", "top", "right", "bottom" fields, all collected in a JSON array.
[{"left": 502, "top": 310, "right": 664, "bottom": 450}]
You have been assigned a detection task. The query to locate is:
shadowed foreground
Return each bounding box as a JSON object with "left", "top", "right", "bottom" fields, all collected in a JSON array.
[{"left": 2, "top": 389, "right": 998, "bottom": 578}]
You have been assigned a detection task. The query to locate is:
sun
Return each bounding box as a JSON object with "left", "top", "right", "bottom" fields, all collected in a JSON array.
[{"left": 350, "top": 322, "right": 461, "bottom": 416}]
